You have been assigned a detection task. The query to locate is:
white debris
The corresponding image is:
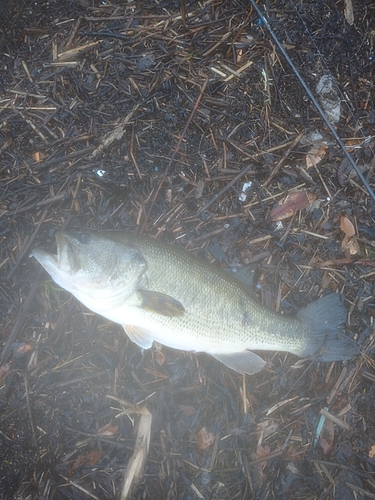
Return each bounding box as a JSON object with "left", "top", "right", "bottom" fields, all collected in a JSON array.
[
  {"left": 316, "top": 75, "right": 341, "bottom": 125},
  {"left": 239, "top": 181, "right": 252, "bottom": 202}
]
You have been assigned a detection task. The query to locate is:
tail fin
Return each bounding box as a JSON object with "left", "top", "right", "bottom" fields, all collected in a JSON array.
[{"left": 297, "top": 293, "right": 359, "bottom": 361}]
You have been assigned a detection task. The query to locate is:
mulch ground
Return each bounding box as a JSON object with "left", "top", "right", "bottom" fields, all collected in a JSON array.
[{"left": 1, "top": 1, "right": 375, "bottom": 499}]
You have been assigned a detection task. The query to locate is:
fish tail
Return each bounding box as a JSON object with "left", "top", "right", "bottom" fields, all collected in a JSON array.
[{"left": 297, "top": 293, "right": 359, "bottom": 361}]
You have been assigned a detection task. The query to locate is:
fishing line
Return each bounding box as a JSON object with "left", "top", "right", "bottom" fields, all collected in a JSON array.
[
  {"left": 247, "top": 0, "right": 375, "bottom": 204},
  {"left": 289, "top": 0, "right": 375, "bottom": 155}
]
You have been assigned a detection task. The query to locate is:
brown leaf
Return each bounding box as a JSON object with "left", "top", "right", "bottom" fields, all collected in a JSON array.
[
  {"left": 256, "top": 419, "right": 278, "bottom": 439},
  {"left": 305, "top": 144, "right": 328, "bottom": 169},
  {"left": 155, "top": 349, "right": 166, "bottom": 366},
  {"left": 69, "top": 450, "right": 105, "bottom": 476},
  {"left": 152, "top": 342, "right": 166, "bottom": 366},
  {"left": 251, "top": 445, "right": 271, "bottom": 481},
  {"left": 340, "top": 216, "right": 359, "bottom": 256},
  {"left": 196, "top": 427, "right": 215, "bottom": 451},
  {"left": 251, "top": 444, "right": 271, "bottom": 461},
  {"left": 344, "top": 138, "right": 363, "bottom": 151},
  {"left": 319, "top": 417, "right": 335, "bottom": 457},
  {"left": 346, "top": 237, "right": 359, "bottom": 256},
  {"left": 270, "top": 190, "right": 317, "bottom": 221},
  {"left": 14, "top": 343, "right": 32, "bottom": 355},
  {"left": 97, "top": 423, "right": 119, "bottom": 437},
  {"left": 369, "top": 444, "right": 375, "bottom": 458},
  {"left": 340, "top": 215, "right": 355, "bottom": 237}
]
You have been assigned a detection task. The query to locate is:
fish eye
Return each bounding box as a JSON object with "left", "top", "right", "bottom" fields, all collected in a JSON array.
[{"left": 79, "top": 233, "right": 91, "bottom": 244}]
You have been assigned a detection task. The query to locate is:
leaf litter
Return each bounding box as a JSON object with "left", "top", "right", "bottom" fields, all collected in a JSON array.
[{"left": 1, "top": 1, "right": 375, "bottom": 499}]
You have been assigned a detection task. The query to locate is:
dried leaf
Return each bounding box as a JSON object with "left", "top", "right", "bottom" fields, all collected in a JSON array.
[
  {"left": 340, "top": 215, "right": 359, "bottom": 256},
  {"left": 368, "top": 444, "right": 375, "bottom": 458},
  {"left": 340, "top": 215, "right": 355, "bottom": 237},
  {"left": 196, "top": 427, "right": 215, "bottom": 451},
  {"left": 319, "top": 417, "right": 335, "bottom": 457},
  {"left": 69, "top": 450, "right": 105, "bottom": 475},
  {"left": 236, "top": 48, "right": 243, "bottom": 63},
  {"left": 251, "top": 444, "right": 271, "bottom": 461},
  {"left": 316, "top": 75, "right": 341, "bottom": 124},
  {"left": 251, "top": 445, "right": 271, "bottom": 481},
  {"left": 256, "top": 419, "right": 278, "bottom": 439},
  {"left": 305, "top": 144, "right": 328, "bottom": 169},
  {"left": 155, "top": 349, "right": 166, "bottom": 366},
  {"left": 97, "top": 423, "right": 119, "bottom": 437},
  {"left": 152, "top": 342, "right": 166, "bottom": 367},
  {"left": 344, "top": 137, "right": 364, "bottom": 151},
  {"left": 346, "top": 237, "right": 359, "bottom": 255},
  {"left": 270, "top": 190, "right": 317, "bottom": 221},
  {"left": 11, "top": 342, "right": 32, "bottom": 358}
]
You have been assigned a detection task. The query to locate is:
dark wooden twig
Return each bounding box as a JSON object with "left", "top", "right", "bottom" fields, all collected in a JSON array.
[
  {"left": 180, "top": 0, "right": 186, "bottom": 27},
  {"left": 262, "top": 132, "right": 303, "bottom": 188},
  {"left": 196, "top": 163, "right": 254, "bottom": 216},
  {"left": 2, "top": 193, "right": 68, "bottom": 216},
  {"left": 249, "top": 0, "right": 375, "bottom": 203},
  {"left": 146, "top": 76, "right": 209, "bottom": 218},
  {"left": 1, "top": 216, "right": 73, "bottom": 365},
  {"left": 23, "top": 371, "right": 39, "bottom": 450},
  {"left": 130, "top": 126, "right": 142, "bottom": 179},
  {"left": 65, "top": 16, "right": 82, "bottom": 49},
  {"left": 32, "top": 145, "right": 96, "bottom": 171},
  {"left": 0, "top": 272, "right": 42, "bottom": 364},
  {"left": 167, "top": 75, "right": 209, "bottom": 170},
  {"left": 217, "top": 135, "right": 261, "bottom": 161},
  {"left": 7, "top": 210, "right": 47, "bottom": 279}
]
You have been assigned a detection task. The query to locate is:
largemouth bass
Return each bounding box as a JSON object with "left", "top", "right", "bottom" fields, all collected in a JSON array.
[{"left": 31, "top": 230, "right": 359, "bottom": 375}]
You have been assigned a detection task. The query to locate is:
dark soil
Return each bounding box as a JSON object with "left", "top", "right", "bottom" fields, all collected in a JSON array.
[{"left": 1, "top": 1, "right": 375, "bottom": 499}]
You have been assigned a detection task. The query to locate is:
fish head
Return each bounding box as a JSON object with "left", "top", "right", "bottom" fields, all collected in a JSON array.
[{"left": 31, "top": 230, "right": 147, "bottom": 303}]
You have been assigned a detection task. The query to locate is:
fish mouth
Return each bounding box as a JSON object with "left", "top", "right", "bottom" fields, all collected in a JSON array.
[
  {"left": 31, "top": 231, "right": 69, "bottom": 272},
  {"left": 54, "top": 231, "right": 65, "bottom": 266}
]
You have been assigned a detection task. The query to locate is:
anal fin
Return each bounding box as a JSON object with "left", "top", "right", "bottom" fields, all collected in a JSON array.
[
  {"left": 211, "top": 351, "right": 266, "bottom": 375},
  {"left": 123, "top": 325, "right": 154, "bottom": 349}
]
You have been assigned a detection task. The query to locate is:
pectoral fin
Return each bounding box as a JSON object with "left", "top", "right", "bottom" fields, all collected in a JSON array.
[
  {"left": 138, "top": 290, "right": 185, "bottom": 317},
  {"left": 211, "top": 351, "right": 266, "bottom": 375},
  {"left": 123, "top": 325, "right": 154, "bottom": 349}
]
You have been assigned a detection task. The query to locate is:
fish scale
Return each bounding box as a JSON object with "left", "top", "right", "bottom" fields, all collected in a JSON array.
[
  {"left": 31, "top": 229, "right": 359, "bottom": 375},
  {"left": 123, "top": 234, "right": 308, "bottom": 351}
]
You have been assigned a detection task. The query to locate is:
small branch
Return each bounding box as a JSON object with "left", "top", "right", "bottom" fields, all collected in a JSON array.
[
  {"left": 196, "top": 163, "right": 253, "bottom": 216},
  {"left": 147, "top": 76, "right": 209, "bottom": 217},
  {"left": 23, "top": 371, "right": 39, "bottom": 450},
  {"left": 262, "top": 132, "right": 303, "bottom": 188}
]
